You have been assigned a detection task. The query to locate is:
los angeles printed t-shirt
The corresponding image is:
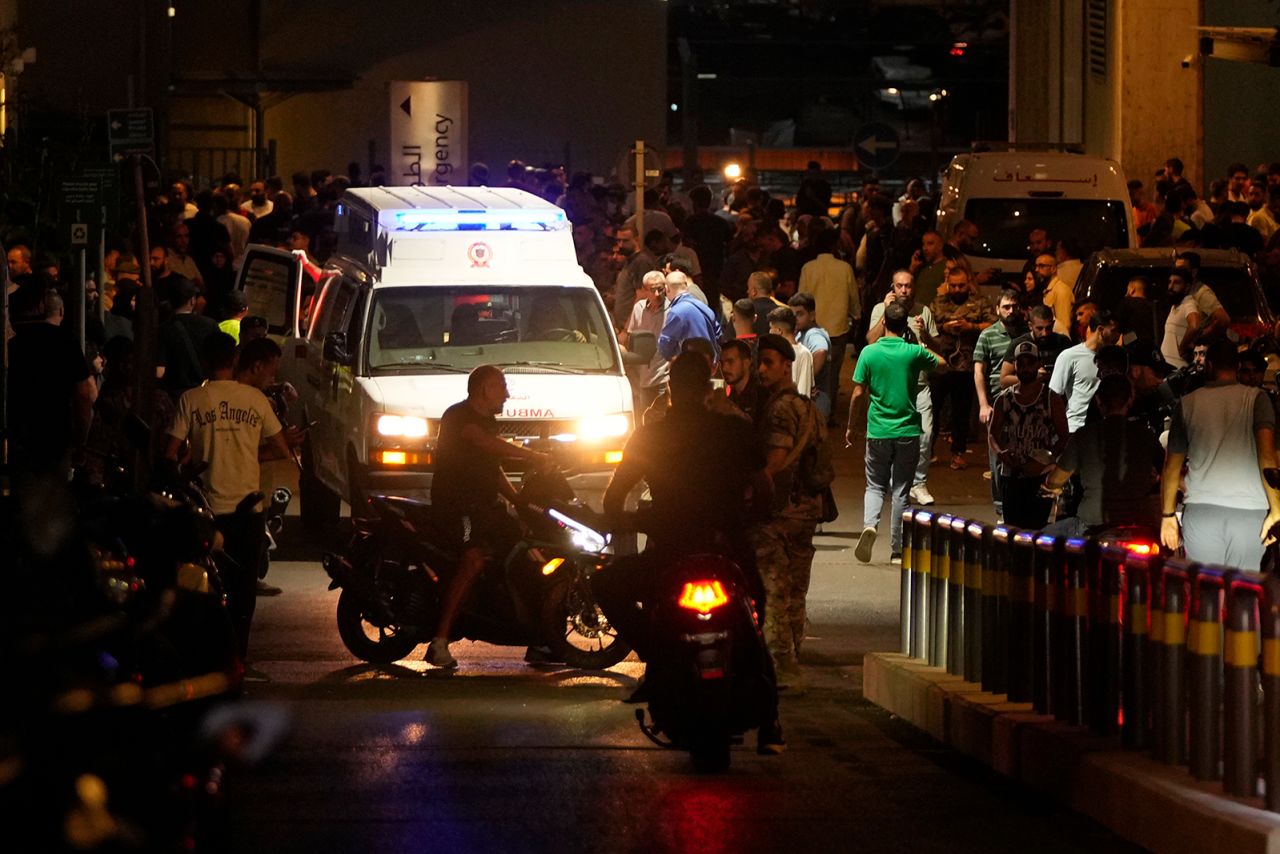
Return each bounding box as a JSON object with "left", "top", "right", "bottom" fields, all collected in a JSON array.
[{"left": 168, "top": 379, "right": 283, "bottom": 515}]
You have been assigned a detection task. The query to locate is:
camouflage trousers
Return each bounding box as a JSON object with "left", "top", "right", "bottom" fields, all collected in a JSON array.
[{"left": 751, "top": 516, "right": 818, "bottom": 661}]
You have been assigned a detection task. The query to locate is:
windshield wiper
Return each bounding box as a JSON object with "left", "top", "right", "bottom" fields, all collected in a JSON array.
[
  {"left": 488, "top": 360, "right": 582, "bottom": 374},
  {"left": 371, "top": 361, "right": 470, "bottom": 373}
]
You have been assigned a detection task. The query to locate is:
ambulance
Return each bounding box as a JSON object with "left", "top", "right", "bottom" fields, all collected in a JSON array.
[
  {"left": 935, "top": 147, "right": 1138, "bottom": 276},
  {"left": 234, "top": 186, "right": 637, "bottom": 531}
]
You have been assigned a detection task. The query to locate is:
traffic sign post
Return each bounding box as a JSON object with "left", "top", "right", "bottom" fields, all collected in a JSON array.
[
  {"left": 108, "top": 107, "right": 154, "bottom": 162},
  {"left": 854, "top": 122, "right": 902, "bottom": 171}
]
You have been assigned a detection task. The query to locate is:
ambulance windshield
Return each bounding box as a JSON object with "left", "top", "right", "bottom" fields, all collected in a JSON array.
[{"left": 365, "top": 286, "right": 619, "bottom": 374}]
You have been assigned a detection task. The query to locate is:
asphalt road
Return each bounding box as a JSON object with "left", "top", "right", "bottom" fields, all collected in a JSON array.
[{"left": 228, "top": 448, "right": 1140, "bottom": 853}]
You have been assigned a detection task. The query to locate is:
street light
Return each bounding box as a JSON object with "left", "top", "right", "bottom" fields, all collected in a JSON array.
[{"left": 723, "top": 162, "right": 742, "bottom": 181}]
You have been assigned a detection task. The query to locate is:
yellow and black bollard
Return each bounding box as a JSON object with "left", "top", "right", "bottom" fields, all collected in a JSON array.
[
  {"left": 1188, "top": 569, "right": 1225, "bottom": 782},
  {"left": 1059, "top": 536, "right": 1091, "bottom": 727},
  {"left": 901, "top": 508, "right": 915, "bottom": 655},
  {"left": 1122, "top": 548, "right": 1154, "bottom": 749},
  {"left": 1088, "top": 544, "right": 1125, "bottom": 737},
  {"left": 961, "top": 518, "right": 983, "bottom": 684},
  {"left": 930, "top": 514, "right": 953, "bottom": 668},
  {"left": 988, "top": 525, "right": 1014, "bottom": 695},
  {"left": 1008, "top": 530, "right": 1036, "bottom": 704},
  {"left": 1223, "top": 576, "right": 1261, "bottom": 798},
  {"left": 1033, "top": 534, "right": 1060, "bottom": 716},
  {"left": 946, "top": 516, "right": 966, "bottom": 677},
  {"left": 1263, "top": 574, "right": 1280, "bottom": 812},
  {"left": 1152, "top": 561, "right": 1190, "bottom": 765},
  {"left": 910, "top": 511, "right": 933, "bottom": 660}
]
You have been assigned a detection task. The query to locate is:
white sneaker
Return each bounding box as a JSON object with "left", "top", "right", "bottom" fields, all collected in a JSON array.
[
  {"left": 855, "top": 526, "right": 877, "bottom": 563},
  {"left": 426, "top": 638, "right": 458, "bottom": 669},
  {"left": 910, "top": 485, "right": 935, "bottom": 506}
]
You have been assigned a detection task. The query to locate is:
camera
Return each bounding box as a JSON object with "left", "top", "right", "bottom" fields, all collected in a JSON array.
[{"left": 1181, "top": 54, "right": 1195, "bottom": 69}]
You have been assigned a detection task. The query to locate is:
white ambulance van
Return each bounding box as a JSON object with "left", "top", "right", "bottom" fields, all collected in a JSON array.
[
  {"left": 935, "top": 147, "right": 1137, "bottom": 276},
  {"left": 235, "top": 186, "right": 635, "bottom": 530}
]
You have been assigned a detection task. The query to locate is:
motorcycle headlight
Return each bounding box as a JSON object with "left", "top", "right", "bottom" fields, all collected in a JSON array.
[
  {"left": 548, "top": 508, "right": 609, "bottom": 553},
  {"left": 375, "top": 414, "right": 429, "bottom": 439}
]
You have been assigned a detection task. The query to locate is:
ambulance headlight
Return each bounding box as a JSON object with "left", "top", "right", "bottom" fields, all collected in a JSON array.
[
  {"left": 375, "top": 414, "right": 429, "bottom": 439},
  {"left": 575, "top": 413, "right": 630, "bottom": 442}
]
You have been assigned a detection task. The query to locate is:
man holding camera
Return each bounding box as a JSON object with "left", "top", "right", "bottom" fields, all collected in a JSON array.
[{"left": 867, "top": 269, "right": 940, "bottom": 505}]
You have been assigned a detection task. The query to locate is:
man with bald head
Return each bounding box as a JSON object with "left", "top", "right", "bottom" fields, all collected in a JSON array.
[{"left": 426, "top": 364, "right": 553, "bottom": 668}]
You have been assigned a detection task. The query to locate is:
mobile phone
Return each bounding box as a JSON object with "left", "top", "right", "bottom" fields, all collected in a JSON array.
[
  {"left": 710, "top": 378, "right": 726, "bottom": 391},
  {"left": 1122, "top": 331, "right": 1138, "bottom": 347},
  {"left": 304, "top": 419, "right": 319, "bottom": 429}
]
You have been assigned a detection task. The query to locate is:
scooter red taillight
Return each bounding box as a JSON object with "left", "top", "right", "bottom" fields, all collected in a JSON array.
[
  {"left": 1122, "top": 541, "right": 1158, "bottom": 557},
  {"left": 677, "top": 581, "right": 730, "bottom": 614}
]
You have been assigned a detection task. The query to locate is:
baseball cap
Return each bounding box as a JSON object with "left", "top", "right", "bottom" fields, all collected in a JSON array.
[
  {"left": 1013, "top": 340, "right": 1040, "bottom": 360},
  {"left": 757, "top": 333, "right": 796, "bottom": 362}
]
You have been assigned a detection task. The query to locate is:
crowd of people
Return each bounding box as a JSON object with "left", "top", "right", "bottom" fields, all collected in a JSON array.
[{"left": 11, "top": 151, "right": 1280, "bottom": 695}]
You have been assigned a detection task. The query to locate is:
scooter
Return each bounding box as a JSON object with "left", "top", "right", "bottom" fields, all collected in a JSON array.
[
  {"left": 627, "top": 546, "right": 777, "bottom": 773},
  {"left": 321, "top": 465, "right": 630, "bottom": 669}
]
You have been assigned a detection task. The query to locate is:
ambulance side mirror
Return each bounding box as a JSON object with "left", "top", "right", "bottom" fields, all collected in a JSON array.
[{"left": 323, "top": 332, "right": 353, "bottom": 366}]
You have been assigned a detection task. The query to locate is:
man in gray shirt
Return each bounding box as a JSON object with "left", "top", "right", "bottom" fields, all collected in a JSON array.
[
  {"left": 1049, "top": 308, "right": 1121, "bottom": 433},
  {"left": 1161, "top": 339, "right": 1280, "bottom": 568}
]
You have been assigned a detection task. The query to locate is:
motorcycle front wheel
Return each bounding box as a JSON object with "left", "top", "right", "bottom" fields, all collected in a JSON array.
[
  {"left": 539, "top": 574, "right": 631, "bottom": 670},
  {"left": 336, "top": 588, "right": 420, "bottom": 664}
]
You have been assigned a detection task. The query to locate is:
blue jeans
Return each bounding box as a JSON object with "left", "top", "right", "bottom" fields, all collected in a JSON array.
[{"left": 864, "top": 436, "right": 920, "bottom": 554}]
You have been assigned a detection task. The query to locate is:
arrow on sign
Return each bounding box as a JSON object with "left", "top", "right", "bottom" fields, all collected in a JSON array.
[
  {"left": 857, "top": 135, "right": 899, "bottom": 155},
  {"left": 400, "top": 97, "right": 411, "bottom": 117}
]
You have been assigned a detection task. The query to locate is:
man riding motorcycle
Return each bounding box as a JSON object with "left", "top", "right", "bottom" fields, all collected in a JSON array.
[
  {"left": 596, "top": 352, "right": 785, "bottom": 753},
  {"left": 425, "top": 365, "right": 552, "bottom": 668}
]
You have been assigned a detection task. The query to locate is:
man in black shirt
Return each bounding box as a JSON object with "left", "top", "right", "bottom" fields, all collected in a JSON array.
[
  {"left": 427, "top": 365, "right": 552, "bottom": 668},
  {"left": 998, "top": 305, "right": 1073, "bottom": 389},
  {"left": 721, "top": 339, "right": 768, "bottom": 430},
  {"left": 158, "top": 277, "right": 219, "bottom": 398},
  {"left": 8, "top": 284, "right": 95, "bottom": 481},
  {"left": 598, "top": 352, "right": 782, "bottom": 751}
]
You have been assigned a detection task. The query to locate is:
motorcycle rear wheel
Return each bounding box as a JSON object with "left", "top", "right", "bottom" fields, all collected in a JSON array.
[
  {"left": 540, "top": 574, "right": 631, "bottom": 670},
  {"left": 336, "top": 589, "right": 420, "bottom": 664}
]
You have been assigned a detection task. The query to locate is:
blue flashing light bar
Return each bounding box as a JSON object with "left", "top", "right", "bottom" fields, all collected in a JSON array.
[{"left": 393, "top": 208, "right": 568, "bottom": 232}]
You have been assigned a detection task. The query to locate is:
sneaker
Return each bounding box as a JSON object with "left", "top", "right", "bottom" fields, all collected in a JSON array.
[
  {"left": 909, "top": 485, "right": 935, "bottom": 506},
  {"left": 243, "top": 666, "right": 270, "bottom": 683},
  {"left": 890, "top": 552, "right": 903, "bottom": 565},
  {"left": 255, "top": 580, "right": 283, "bottom": 596},
  {"left": 757, "top": 719, "right": 787, "bottom": 755},
  {"left": 950, "top": 455, "right": 967, "bottom": 470},
  {"left": 425, "top": 639, "right": 458, "bottom": 669},
  {"left": 855, "top": 526, "right": 877, "bottom": 563},
  {"left": 623, "top": 678, "right": 651, "bottom": 704},
  {"left": 982, "top": 470, "right": 992, "bottom": 480},
  {"left": 523, "top": 645, "right": 563, "bottom": 665}
]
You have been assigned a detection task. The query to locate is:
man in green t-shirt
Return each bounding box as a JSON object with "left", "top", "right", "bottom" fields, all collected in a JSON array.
[{"left": 847, "top": 302, "right": 943, "bottom": 563}]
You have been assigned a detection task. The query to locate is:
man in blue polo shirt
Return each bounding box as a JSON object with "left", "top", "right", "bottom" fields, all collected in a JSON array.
[
  {"left": 847, "top": 302, "right": 943, "bottom": 563},
  {"left": 657, "top": 270, "right": 721, "bottom": 362}
]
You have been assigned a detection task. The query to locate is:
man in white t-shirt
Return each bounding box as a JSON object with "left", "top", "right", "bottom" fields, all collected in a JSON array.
[
  {"left": 767, "top": 304, "right": 814, "bottom": 396},
  {"left": 165, "top": 333, "right": 300, "bottom": 674},
  {"left": 1161, "top": 268, "right": 1202, "bottom": 369}
]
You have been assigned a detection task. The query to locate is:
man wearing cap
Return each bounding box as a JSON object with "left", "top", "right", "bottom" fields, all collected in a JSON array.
[
  {"left": 988, "top": 341, "right": 1069, "bottom": 529},
  {"left": 848, "top": 303, "right": 943, "bottom": 564},
  {"left": 753, "top": 333, "right": 827, "bottom": 691}
]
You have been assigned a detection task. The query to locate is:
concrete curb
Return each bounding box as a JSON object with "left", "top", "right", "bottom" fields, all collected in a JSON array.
[{"left": 864, "top": 652, "right": 1280, "bottom": 854}]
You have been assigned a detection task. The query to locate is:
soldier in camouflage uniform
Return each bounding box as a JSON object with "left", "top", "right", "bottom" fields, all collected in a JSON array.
[
  {"left": 751, "top": 333, "right": 826, "bottom": 691},
  {"left": 928, "top": 267, "right": 995, "bottom": 469}
]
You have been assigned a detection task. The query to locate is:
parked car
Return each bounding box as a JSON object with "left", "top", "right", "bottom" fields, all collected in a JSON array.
[{"left": 1073, "top": 248, "right": 1274, "bottom": 344}]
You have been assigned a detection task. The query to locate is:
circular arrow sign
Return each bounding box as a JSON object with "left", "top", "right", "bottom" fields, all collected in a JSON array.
[{"left": 853, "top": 122, "right": 901, "bottom": 171}]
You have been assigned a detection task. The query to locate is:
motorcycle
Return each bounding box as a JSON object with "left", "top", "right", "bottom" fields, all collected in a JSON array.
[
  {"left": 321, "top": 464, "right": 630, "bottom": 669},
  {"left": 620, "top": 543, "right": 777, "bottom": 773}
]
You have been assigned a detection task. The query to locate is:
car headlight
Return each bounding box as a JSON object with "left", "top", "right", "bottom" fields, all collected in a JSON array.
[
  {"left": 576, "top": 413, "right": 630, "bottom": 442},
  {"left": 376, "top": 414, "right": 429, "bottom": 439}
]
